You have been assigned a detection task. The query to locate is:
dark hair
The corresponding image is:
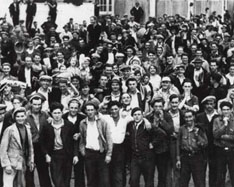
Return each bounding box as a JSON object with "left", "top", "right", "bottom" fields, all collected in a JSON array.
[
  {"left": 50, "top": 102, "right": 64, "bottom": 112},
  {"left": 169, "top": 94, "right": 180, "bottom": 102},
  {"left": 150, "top": 97, "right": 165, "bottom": 107},
  {"left": 182, "top": 78, "right": 192, "bottom": 86},
  {"left": 108, "top": 101, "right": 121, "bottom": 109},
  {"left": 220, "top": 101, "right": 232, "bottom": 109}
]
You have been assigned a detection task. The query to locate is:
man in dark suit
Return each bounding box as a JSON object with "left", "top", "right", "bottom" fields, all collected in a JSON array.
[
  {"left": 130, "top": 2, "right": 144, "bottom": 23},
  {"left": 25, "top": 93, "right": 52, "bottom": 187},
  {"left": 63, "top": 98, "right": 86, "bottom": 187},
  {"left": 40, "top": 102, "right": 78, "bottom": 187},
  {"left": 26, "top": 0, "right": 37, "bottom": 32},
  {"left": 9, "top": 0, "right": 20, "bottom": 26},
  {"left": 196, "top": 96, "right": 218, "bottom": 187}
]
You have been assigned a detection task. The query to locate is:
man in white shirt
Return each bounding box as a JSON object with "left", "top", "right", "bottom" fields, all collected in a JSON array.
[{"left": 103, "top": 101, "right": 132, "bottom": 187}]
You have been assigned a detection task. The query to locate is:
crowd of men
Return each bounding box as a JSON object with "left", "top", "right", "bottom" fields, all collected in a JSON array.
[{"left": 0, "top": 0, "right": 234, "bottom": 187}]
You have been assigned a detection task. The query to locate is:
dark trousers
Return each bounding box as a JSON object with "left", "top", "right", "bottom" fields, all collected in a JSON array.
[
  {"left": 110, "top": 144, "right": 125, "bottom": 187},
  {"left": 26, "top": 14, "right": 34, "bottom": 31},
  {"left": 180, "top": 152, "right": 206, "bottom": 187},
  {"left": 74, "top": 153, "right": 85, "bottom": 187},
  {"left": 12, "top": 15, "right": 19, "bottom": 26},
  {"left": 0, "top": 166, "right": 3, "bottom": 187},
  {"left": 49, "top": 12, "right": 57, "bottom": 23},
  {"left": 130, "top": 151, "right": 155, "bottom": 187},
  {"left": 50, "top": 149, "right": 72, "bottom": 187},
  {"left": 155, "top": 152, "right": 169, "bottom": 187},
  {"left": 167, "top": 140, "right": 180, "bottom": 187},
  {"left": 85, "top": 149, "right": 110, "bottom": 187},
  {"left": 204, "top": 147, "right": 217, "bottom": 187},
  {"left": 26, "top": 143, "right": 52, "bottom": 187},
  {"left": 215, "top": 147, "right": 234, "bottom": 187}
]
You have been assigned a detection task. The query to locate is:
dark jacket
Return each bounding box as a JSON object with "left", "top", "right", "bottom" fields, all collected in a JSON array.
[
  {"left": 9, "top": 2, "right": 19, "bottom": 17},
  {"left": 40, "top": 119, "right": 76, "bottom": 157},
  {"left": 26, "top": 2, "right": 37, "bottom": 17},
  {"left": 126, "top": 120, "right": 152, "bottom": 156},
  {"left": 145, "top": 111, "right": 174, "bottom": 154}
]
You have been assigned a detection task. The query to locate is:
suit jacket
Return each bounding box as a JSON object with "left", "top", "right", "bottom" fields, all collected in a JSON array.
[
  {"left": 0, "top": 123, "right": 34, "bottom": 170},
  {"left": 40, "top": 120, "right": 76, "bottom": 157},
  {"left": 26, "top": 2, "right": 37, "bottom": 17},
  {"left": 9, "top": 2, "right": 19, "bottom": 17},
  {"left": 79, "top": 115, "right": 113, "bottom": 158},
  {"left": 0, "top": 110, "right": 14, "bottom": 142}
]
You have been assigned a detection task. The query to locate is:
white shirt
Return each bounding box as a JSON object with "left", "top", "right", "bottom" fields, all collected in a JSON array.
[
  {"left": 206, "top": 110, "right": 218, "bottom": 122},
  {"left": 102, "top": 115, "right": 132, "bottom": 144},
  {"left": 37, "top": 88, "right": 50, "bottom": 112},
  {"left": 107, "top": 52, "right": 115, "bottom": 65},
  {"left": 193, "top": 68, "right": 203, "bottom": 87},
  {"left": 68, "top": 115, "right": 77, "bottom": 124},
  {"left": 130, "top": 91, "right": 140, "bottom": 108},
  {"left": 169, "top": 110, "right": 180, "bottom": 133},
  {"left": 25, "top": 68, "right": 31, "bottom": 88},
  {"left": 86, "top": 119, "right": 100, "bottom": 151}
]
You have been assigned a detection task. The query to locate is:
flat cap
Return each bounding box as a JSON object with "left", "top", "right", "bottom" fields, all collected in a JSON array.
[
  {"left": 29, "top": 92, "right": 46, "bottom": 103},
  {"left": 39, "top": 75, "right": 52, "bottom": 82},
  {"left": 12, "top": 107, "right": 27, "bottom": 119},
  {"left": 201, "top": 96, "right": 216, "bottom": 104}
]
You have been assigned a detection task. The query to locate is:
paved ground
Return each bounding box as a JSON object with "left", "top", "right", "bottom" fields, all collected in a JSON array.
[{"left": 0, "top": 1, "right": 94, "bottom": 32}]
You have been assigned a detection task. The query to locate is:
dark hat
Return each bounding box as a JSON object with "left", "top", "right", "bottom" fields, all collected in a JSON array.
[
  {"left": 131, "top": 107, "right": 142, "bottom": 116},
  {"left": 0, "top": 104, "right": 7, "bottom": 114},
  {"left": 111, "top": 76, "right": 121, "bottom": 84},
  {"left": 28, "top": 93, "right": 46, "bottom": 103},
  {"left": 174, "top": 64, "right": 185, "bottom": 70},
  {"left": 220, "top": 101, "right": 233, "bottom": 109},
  {"left": 193, "top": 58, "right": 203, "bottom": 64},
  {"left": 12, "top": 107, "right": 26, "bottom": 119},
  {"left": 201, "top": 96, "right": 216, "bottom": 104}
]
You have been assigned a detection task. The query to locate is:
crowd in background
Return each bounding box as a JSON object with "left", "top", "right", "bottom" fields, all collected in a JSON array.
[{"left": 0, "top": 0, "right": 234, "bottom": 187}]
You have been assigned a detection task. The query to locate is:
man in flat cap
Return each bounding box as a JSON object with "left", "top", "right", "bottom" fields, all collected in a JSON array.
[
  {"left": 25, "top": 93, "right": 52, "bottom": 187},
  {"left": 213, "top": 101, "right": 234, "bottom": 186},
  {"left": 0, "top": 107, "right": 34, "bottom": 187},
  {"left": 196, "top": 95, "right": 218, "bottom": 187},
  {"left": 0, "top": 62, "right": 18, "bottom": 81}
]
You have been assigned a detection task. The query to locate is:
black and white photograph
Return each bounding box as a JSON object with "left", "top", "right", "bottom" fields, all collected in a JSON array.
[{"left": 0, "top": 0, "right": 234, "bottom": 187}]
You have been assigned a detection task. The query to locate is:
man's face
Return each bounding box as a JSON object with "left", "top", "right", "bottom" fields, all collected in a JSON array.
[
  {"left": 194, "top": 61, "right": 202, "bottom": 70},
  {"left": 183, "top": 82, "right": 192, "bottom": 92},
  {"left": 15, "top": 112, "right": 26, "bottom": 125},
  {"left": 31, "top": 99, "right": 42, "bottom": 113},
  {"left": 153, "top": 102, "right": 163, "bottom": 112},
  {"left": 99, "top": 76, "right": 108, "bottom": 87},
  {"left": 121, "top": 93, "right": 131, "bottom": 105},
  {"left": 128, "top": 81, "right": 137, "bottom": 92},
  {"left": 111, "top": 82, "right": 120, "bottom": 92},
  {"left": 221, "top": 106, "right": 231, "bottom": 118},
  {"left": 110, "top": 105, "right": 120, "bottom": 118},
  {"left": 123, "top": 69, "right": 131, "bottom": 78},
  {"left": 25, "top": 57, "right": 32, "bottom": 68},
  {"left": 210, "top": 62, "right": 217, "bottom": 72},
  {"left": 2, "top": 65, "right": 11, "bottom": 75},
  {"left": 166, "top": 56, "right": 173, "bottom": 65},
  {"left": 184, "top": 111, "right": 194, "bottom": 125},
  {"left": 81, "top": 86, "right": 90, "bottom": 95},
  {"left": 12, "top": 99, "right": 22, "bottom": 109},
  {"left": 34, "top": 55, "right": 41, "bottom": 64},
  {"left": 52, "top": 108, "right": 63, "bottom": 122},
  {"left": 205, "top": 100, "right": 215, "bottom": 112},
  {"left": 161, "top": 81, "right": 170, "bottom": 90},
  {"left": 59, "top": 82, "right": 67, "bottom": 94},
  {"left": 85, "top": 105, "right": 96, "bottom": 119},
  {"left": 133, "top": 111, "right": 143, "bottom": 123},
  {"left": 69, "top": 102, "right": 79, "bottom": 116},
  {"left": 57, "top": 53, "right": 64, "bottom": 61},
  {"left": 105, "top": 67, "right": 113, "bottom": 76},
  {"left": 40, "top": 80, "right": 50, "bottom": 89},
  {"left": 170, "top": 98, "right": 179, "bottom": 111}
]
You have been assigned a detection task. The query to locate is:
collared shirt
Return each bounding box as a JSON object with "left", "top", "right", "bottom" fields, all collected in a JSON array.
[
  {"left": 51, "top": 120, "right": 64, "bottom": 150},
  {"left": 86, "top": 119, "right": 100, "bottom": 151},
  {"left": 206, "top": 110, "right": 218, "bottom": 122},
  {"left": 25, "top": 68, "right": 31, "bottom": 88},
  {"left": 169, "top": 110, "right": 180, "bottom": 133},
  {"left": 37, "top": 87, "right": 51, "bottom": 112},
  {"left": 103, "top": 115, "right": 132, "bottom": 144},
  {"left": 193, "top": 68, "right": 203, "bottom": 87},
  {"left": 129, "top": 91, "right": 140, "bottom": 108}
]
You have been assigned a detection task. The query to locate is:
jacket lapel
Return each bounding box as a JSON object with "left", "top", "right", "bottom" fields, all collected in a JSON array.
[{"left": 12, "top": 124, "right": 22, "bottom": 149}]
